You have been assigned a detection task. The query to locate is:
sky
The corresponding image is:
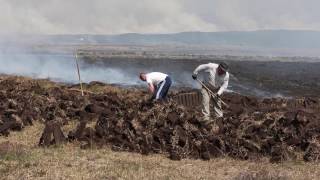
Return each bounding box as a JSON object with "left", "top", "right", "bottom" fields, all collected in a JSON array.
[{"left": 0, "top": 0, "right": 319, "bottom": 34}]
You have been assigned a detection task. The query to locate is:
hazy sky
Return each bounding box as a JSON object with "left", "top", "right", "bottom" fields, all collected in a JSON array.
[{"left": 0, "top": 0, "right": 319, "bottom": 34}]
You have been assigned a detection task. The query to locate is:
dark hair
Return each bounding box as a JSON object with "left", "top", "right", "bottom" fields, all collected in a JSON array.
[
  {"left": 219, "top": 62, "right": 229, "bottom": 72},
  {"left": 139, "top": 73, "right": 146, "bottom": 80}
]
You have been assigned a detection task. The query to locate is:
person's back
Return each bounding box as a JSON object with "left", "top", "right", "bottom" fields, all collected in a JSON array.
[
  {"left": 139, "top": 72, "right": 172, "bottom": 101},
  {"left": 145, "top": 72, "right": 168, "bottom": 85}
]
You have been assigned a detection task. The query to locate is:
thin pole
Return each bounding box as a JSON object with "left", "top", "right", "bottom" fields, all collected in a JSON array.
[
  {"left": 196, "top": 79, "right": 228, "bottom": 107},
  {"left": 75, "top": 51, "right": 84, "bottom": 96}
]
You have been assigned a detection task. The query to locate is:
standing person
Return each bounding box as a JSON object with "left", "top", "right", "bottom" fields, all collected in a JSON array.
[
  {"left": 139, "top": 72, "right": 172, "bottom": 101},
  {"left": 192, "top": 62, "right": 229, "bottom": 122}
]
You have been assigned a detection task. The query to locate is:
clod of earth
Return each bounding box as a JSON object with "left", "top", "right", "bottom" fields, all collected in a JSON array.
[
  {"left": 0, "top": 76, "right": 319, "bottom": 162},
  {"left": 39, "top": 120, "right": 66, "bottom": 146}
]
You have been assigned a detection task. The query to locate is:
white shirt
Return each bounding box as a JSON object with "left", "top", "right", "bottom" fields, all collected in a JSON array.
[
  {"left": 193, "top": 63, "right": 229, "bottom": 95},
  {"left": 146, "top": 72, "right": 168, "bottom": 85}
]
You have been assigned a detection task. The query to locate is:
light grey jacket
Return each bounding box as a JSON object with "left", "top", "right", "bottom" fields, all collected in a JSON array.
[{"left": 193, "top": 63, "right": 229, "bottom": 95}]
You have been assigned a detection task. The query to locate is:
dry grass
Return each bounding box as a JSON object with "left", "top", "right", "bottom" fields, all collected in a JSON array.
[{"left": 1, "top": 123, "right": 320, "bottom": 180}]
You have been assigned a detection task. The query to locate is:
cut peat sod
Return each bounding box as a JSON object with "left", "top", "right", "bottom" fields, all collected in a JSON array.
[{"left": 0, "top": 75, "right": 319, "bottom": 163}]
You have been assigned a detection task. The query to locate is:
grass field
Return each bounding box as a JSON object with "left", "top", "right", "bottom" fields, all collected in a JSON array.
[{"left": 0, "top": 122, "right": 320, "bottom": 180}]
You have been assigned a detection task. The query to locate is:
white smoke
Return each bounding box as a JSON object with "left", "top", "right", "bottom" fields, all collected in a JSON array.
[
  {"left": 0, "top": 52, "right": 140, "bottom": 85},
  {"left": 0, "top": 0, "right": 216, "bottom": 34},
  {"left": 0, "top": 0, "right": 319, "bottom": 35},
  {"left": 0, "top": 49, "right": 294, "bottom": 98}
]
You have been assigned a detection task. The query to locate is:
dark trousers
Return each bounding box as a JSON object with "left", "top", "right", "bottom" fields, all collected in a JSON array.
[{"left": 153, "top": 76, "right": 172, "bottom": 100}]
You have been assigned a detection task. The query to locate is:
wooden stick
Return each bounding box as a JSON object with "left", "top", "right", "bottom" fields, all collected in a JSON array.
[
  {"left": 196, "top": 79, "right": 228, "bottom": 107},
  {"left": 75, "top": 51, "right": 84, "bottom": 96}
]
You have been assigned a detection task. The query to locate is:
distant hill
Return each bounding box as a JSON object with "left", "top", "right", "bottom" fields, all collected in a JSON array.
[{"left": 3, "top": 30, "right": 320, "bottom": 49}]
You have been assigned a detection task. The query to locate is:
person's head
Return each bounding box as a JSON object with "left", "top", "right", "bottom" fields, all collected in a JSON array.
[
  {"left": 139, "top": 73, "right": 146, "bottom": 81},
  {"left": 217, "top": 62, "right": 229, "bottom": 75}
]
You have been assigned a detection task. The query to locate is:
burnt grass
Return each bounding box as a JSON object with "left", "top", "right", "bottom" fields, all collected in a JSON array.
[{"left": 0, "top": 75, "right": 320, "bottom": 163}]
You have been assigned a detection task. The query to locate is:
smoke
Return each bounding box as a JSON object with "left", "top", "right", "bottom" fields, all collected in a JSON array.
[
  {"left": 0, "top": 52, "right": 140, "bottom": 85},
  {"left": 0, "top": 0, "right": 216, "bottom": 34},
  {"left": 0, "top": 49, "right": 196, "bottom": 88},
  {"left": 0, "top": 49, "right": 294, "bottom": 98},
  {"left": 183, "top": 0, "right": 320, "bottom": 31},
  {"left": 0, "top": 46, "right": 201, "bottom": 88},
  {"left": 0, "top": 0, "right": 319, "bottom": 35}
]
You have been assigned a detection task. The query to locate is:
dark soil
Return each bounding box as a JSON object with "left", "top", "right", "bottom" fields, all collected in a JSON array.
[{"left": 0, "top": 75, "right": 319, "bottom": 162}]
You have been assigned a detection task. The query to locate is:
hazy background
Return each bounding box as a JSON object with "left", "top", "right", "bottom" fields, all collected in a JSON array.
[
  {"left": 0, "top": 0, "right": 319, "bottom": 97},
  {"left": 0, "top": 0, "right": 319, "bottom": 34}
]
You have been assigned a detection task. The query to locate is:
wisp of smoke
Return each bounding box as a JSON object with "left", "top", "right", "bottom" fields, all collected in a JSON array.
[
  {"left": 0, "top": 53, "right": 140, "bottom": 85},
  {"left": 0, "top": 49, "right": 287, "bottom": 98}
]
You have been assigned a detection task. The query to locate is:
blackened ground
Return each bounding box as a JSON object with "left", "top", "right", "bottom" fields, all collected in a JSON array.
[{"left": 81, "top": 56, "right": 320, "bottom": 97}]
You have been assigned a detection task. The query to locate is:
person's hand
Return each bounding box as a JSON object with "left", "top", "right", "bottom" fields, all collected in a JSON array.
[{"left": 192, "top": 74, "right": 197, "bottom": 80}]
